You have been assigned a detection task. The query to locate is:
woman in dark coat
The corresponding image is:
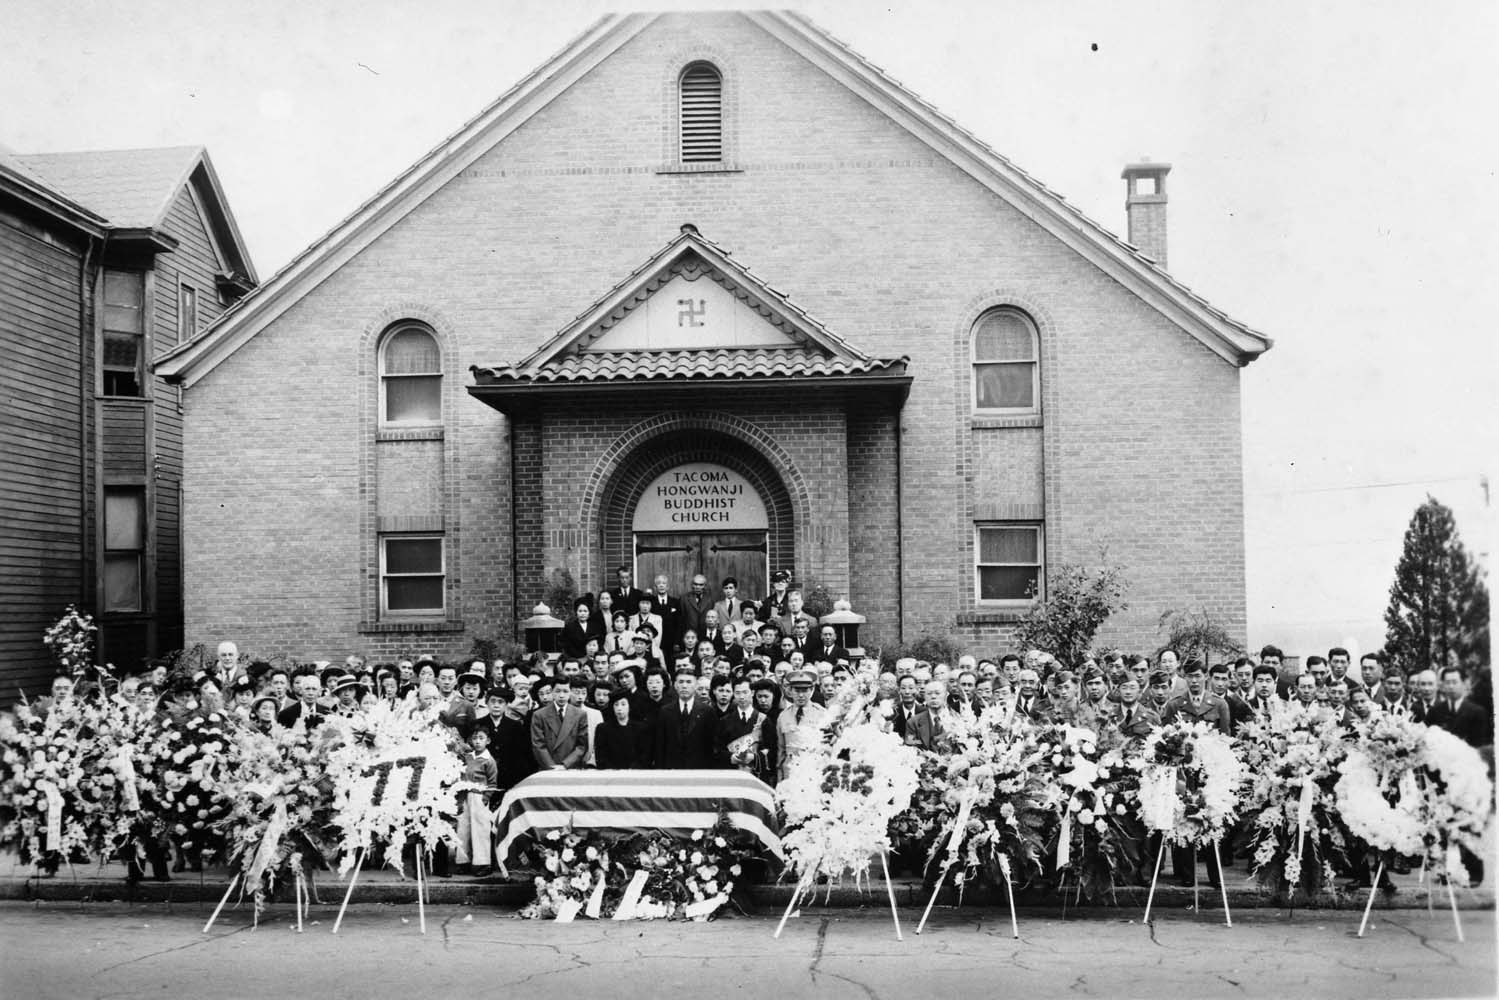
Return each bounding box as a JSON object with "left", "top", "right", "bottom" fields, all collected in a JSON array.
[
  {"left": 560, "top": 599, "right": 596, "bottom": 660},
  {"left": 594, "top": 690, "right": 649, "bottom": 769},
  {"left": 489, "top": 686, "right": 539, "bottom": 791}
]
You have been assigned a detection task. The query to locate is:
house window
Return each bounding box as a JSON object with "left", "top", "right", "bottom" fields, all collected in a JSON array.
[
  {"left": 679, "top": 62, "right": 723, "bottom": 163},
  {"left": 381, "top": 535, "right": 445, "bottom": 617},
  {"left": 104, "top": 487, "right": 146, "bottom": 611},
  {"left": 972, "top": 308, "right": 1039, "bottom": 412},
  {"left": 102, "top": 271, "right": 144, "bottom": 396},
  {"left": 379, "top": 325, "right": 441, "bottom": 424},
  {"left": 975, "top": 523, "right": 1042, "bottom": 603},
  {"left": 178, "top": 284, "right": 198, "bottom": 342}
]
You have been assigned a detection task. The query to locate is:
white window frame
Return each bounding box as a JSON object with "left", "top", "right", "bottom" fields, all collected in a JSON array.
[
  {"left": 974, "top": 522, "right": 1044, "bottom": 605},
  {"left": 970, "top": 308, "right": 1040, "bottom": 415},
  {"left": 379, "top": 534, "right": 446, "bottom": 618},
  {"left": 103, "top": 486, "right": 147, "bottom": 612},
  {"left": 378, "top": 324, "right": 442, "bottom": 427},
  {"left": 178, "top": 283, "right": 199, "bottom": 342}
]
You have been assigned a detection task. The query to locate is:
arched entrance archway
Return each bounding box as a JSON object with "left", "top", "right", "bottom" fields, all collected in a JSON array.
[{"left": 592, "top": 425, "right": 798, "bottom": 603}]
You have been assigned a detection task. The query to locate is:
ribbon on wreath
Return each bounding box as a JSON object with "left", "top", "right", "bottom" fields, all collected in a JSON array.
[
  {"left": 1056, "top": 807, "right": 1073, "bottom": 870},
  {"left": 245, "top": 800, "right": 290, "bottom": 887},
  {"left": 1139, "top": 767, "right": 1179, "bottom": 833},
  {"left": 37, "top": 779, "right": 64, "bottom": 848},
  {"left": 113, "top": 746, "right": 140, "bottom": 812},
  {"left": 1293, "top": 777, "right": 1316, "bottom": 864}
]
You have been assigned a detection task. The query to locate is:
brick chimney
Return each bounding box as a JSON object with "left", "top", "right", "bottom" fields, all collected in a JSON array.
[{"left": 1121, "top": 161, "right": 1171, "bottom": 267}]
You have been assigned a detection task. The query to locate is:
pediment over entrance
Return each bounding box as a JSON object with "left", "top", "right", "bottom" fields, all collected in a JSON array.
[{"left": 469, "top": 226, "right": 910, "bottom": 412}]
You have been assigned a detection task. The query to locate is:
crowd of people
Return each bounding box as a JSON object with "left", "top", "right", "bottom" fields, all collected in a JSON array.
[{"left": 30, "top": 566, "right": 1493, "bottom": 885}]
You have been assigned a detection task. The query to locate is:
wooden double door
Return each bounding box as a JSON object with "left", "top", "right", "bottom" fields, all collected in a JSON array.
[{"left": 634, "top": 532, "right": 768, "bottom": 599}]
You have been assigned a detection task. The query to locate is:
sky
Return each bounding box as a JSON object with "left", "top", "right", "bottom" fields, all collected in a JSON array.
[{"left": 6, "top": 0, "right": 1494, "bottom": 658}]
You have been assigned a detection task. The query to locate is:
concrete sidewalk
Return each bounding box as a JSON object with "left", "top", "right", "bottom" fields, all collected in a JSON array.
[{"left": 3, "top": 856, "right": 1492, "bottom": 913}]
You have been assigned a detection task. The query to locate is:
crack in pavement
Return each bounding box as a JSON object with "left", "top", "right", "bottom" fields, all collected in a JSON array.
[
  {"left": 1379, "top": 915, "right": 1461, "bottom": 966},
  {"left": 1146, "top": 920, "right": 1165, "bottom": 948},
  {"left": 92, "top": 923, "right": 251, "bottom": 976},
  {"left": 441, "top": 914, "right": 454, "bottom": 950},
  {"left": 1214, "top": 973, "right": 1245, "bottom": 993},
  {"left": 808, "top": 916, "right": 830, "bottom": 980}
]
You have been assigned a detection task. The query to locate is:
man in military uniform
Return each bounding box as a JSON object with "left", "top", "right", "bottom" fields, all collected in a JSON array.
[
  {"left": 776, "top": 670, "right": 826, "bottom": 782},
  {"left": 758, "top": 570, "right": 793, "bottom": 623},
  {"left": 1159, "top": 659, "right": 1232, "bottom": 735}
]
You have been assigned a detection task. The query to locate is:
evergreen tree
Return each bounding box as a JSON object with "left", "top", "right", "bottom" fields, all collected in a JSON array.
[{"left": 1383, "top": 496, "right": 1489, "bottom": 673}]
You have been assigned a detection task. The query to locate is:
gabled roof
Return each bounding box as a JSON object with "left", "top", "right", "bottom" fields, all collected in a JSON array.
[
  {"left": 17, "top": 146, "right": 203, "bottom": 229},
  {"left": 471, "top": 225, "right": 910, "bottom": 411},
  {"left": 158, "top": 9, "right": 1270, "bottom": 388},
  {"left": 6, "top": 145, "right": 258, "bottom": 286},
  {"left": 0, "top": 144, "right": 110, "bottom": 236}
]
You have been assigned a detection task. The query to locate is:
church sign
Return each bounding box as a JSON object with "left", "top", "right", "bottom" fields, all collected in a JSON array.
[{"left": 632, "top": 463, "right": 769, "bottom": 532}]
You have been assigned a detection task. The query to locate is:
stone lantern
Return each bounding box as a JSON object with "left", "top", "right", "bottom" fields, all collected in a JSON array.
[{"left": 521, "top": 602, "right": 564, "bottom": 657}]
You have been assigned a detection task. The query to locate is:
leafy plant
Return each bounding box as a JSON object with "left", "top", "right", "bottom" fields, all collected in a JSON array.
[
  {"left": 1156, "top": 608, "right": 1246, "bottom": 665},
  {"left": 1012, "top": 562, "right": 1128, "bottom": 669}
]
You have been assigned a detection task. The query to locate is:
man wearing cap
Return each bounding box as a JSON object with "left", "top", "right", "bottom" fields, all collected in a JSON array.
[
  {"left": 758, "top": 570, "right": 793, "bottom": 623},
  {"left": 776, "top": 670, "right": 826, "bottom": 781}
]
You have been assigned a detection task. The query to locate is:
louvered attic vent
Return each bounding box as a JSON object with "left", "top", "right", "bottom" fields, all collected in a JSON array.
[{"left": 679, "top": 63, "right": 723, "bottom": 163}]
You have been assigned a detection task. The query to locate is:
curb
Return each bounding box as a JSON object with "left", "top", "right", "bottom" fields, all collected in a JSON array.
[{"left": 4, "top": 872, "right": 1492, "bottom": 912}]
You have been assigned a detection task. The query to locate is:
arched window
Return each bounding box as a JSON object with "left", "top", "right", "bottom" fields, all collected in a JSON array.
[
  {"left": 971, "top": 308, "right": 1039, "bottom": 413},
  {"left": 380, "top": 324, "right": 441, "bottom": 424},
  {"left": 679, "top": 62, "right": 723, "bottom": 163}
]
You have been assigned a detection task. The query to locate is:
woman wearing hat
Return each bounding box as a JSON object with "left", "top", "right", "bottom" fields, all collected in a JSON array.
[
  {"left": 251, "top": 695, "right": 281, "bottom": 735},
  {"left": 227, "top": 675, "right": 257, "bottom": 722}
]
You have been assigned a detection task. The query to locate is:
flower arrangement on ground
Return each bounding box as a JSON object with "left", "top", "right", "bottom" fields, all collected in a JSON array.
[
  {"left": 1236, "top": 710, "right": 1349, "bottom": 894},
  {"left": 0, "top": 695, "right": 146, "bottom": 873},
  {"left": 521, "top": 812, "right": 754, "bottom": 921},
  {"left": 1414, "top": 725, "right": 1493, "bottom": 886},
  {"left": 216, "top": 722, "right": 344, "bottom": 918},
  {"left": 1132, "top": 720, "right": 1243, "bottom": 850},
  {"left": 326, "top": 704, "right": 470, "bottom": 875}
]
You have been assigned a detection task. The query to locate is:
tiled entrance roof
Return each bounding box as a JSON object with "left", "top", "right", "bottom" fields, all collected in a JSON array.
[{"left": 472, "top": 347, "right": 907, "bottom": 386}]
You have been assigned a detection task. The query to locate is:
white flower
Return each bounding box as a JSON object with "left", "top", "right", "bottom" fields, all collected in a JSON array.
[
  {"left": 713, "top": 836, "right": 726, "bottom": 848},
  {"left": 561, "top": 848, "right": 575, "bottom": 863},
  {"left": 690, "top": 852, "right": 703, "bottom": 865},
  {"left": 1093, "top": 820, "right": 1107, "bottom": 834},
  {"left": 729, "top": 864, "right": 742, "bottom": 877},
  {"left": 585, "top": 846, "right": 599, "bottom": 861},
  {"left": 1077, "top": 808, "right": 1095, "bottom": 825},
  {"left": 1115, "top": 804, "right": 1127, "bottom": 816},
  {"left": 691, "top": 830, "right": 704, "bottom": 841}
]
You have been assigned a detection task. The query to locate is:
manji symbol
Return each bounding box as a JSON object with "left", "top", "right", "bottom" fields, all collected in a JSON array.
[
  {"left": 677, "top": 298, "right": 707, "bottom": 327},
  {"left": 362, "top": 755, "right": 427, "bottom": 805}
]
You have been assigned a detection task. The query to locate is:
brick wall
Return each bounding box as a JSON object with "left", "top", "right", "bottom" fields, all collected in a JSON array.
[{"left": 179, "top": 11, "right": 1249, "bottom": 664}]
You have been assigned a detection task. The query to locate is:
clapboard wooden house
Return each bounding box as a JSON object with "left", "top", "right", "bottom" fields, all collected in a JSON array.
[{"left": 0, "top": 146, "right": 256, "bottom": 692}]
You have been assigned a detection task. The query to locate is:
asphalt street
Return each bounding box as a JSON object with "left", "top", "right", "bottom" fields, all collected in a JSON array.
[{"left": 0, "top": 901, "right": 1493, "bottom": 1000}]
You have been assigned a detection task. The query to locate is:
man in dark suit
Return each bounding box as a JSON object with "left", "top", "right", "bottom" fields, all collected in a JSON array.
[
  {"left": 679, "top": 574, "right": 714, "bottom": 646},
  {"left": 646, "top": 574, "right": 683, "bottom": 648},
  {"left": 1429, "top": 666, "right": 1490, "bottom": 747},
  {"left": 655, "top": 667, "right": 716, "bottom": 768},
  {"left": 713, "top": 677, "right": 766, "bottom": 769},
  {"left": 1160, "top": 659, "right": 1232, "bottom": 735},
  {"left": 1246, "top": 663, "right": 1286, "bottom": 722},
  {"left": 889, "top": 674, "right": 922, "bottom": 740},
  {"left": 808, "top": 624, "right": 849, "bottom": 668},
  {"left": 1408, "top": 670, "right": 1439, "bottom": 723},
  {"left": 904, "top": 680, "right": 952, "bottom": 751},
  {"left": 1374, "top": 670, "right": 1411, "bottom": 717},
  {"left": 606, "top": 565, "right": 647, "bottom": 620},
  {"left": 530, "top": 679, "right": 589, "bottom": 770},
  {"left": 1011, "top": 667, "right": 1049, "bottom": 722},
  {"left": 277, "top": 671, "right": 325, "bottom": 730}
]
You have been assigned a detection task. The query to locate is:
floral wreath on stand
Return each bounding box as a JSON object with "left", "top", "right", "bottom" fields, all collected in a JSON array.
[
  {"left": 1236, "top": 709, "right": 1350, "bottom": 895},
  {"left": 1132, "top": 720, "right": 1244, "bottom": 849}
]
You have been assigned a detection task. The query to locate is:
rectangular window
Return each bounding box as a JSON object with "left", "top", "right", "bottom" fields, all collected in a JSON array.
[
  {"left": 975, "top": 523, "right": 1042, "bottom": 603},
  {"left": 380, "top": 535, "right": 445, "bottom": 617},
  {"left": 104, "top": 487, "right": 146, "bottom": 611},
  {"left": 178, "top": 284, "right": 198, "bottom": 342},
  {"left": 102, "top": 271, "right": 144, "bottom": 397}
]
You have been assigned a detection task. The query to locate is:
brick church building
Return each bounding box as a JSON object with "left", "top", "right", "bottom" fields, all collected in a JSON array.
[{"left": 157, "top": 11, "right": 1270, "bottom": 661}]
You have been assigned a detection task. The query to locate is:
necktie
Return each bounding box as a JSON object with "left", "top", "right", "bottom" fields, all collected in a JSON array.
[
  {"left": 796, "top": 706, "right": 804, "bottom": 723},
  {"left": 1124, "top": 708, "right": 1133, "bottom": 727}
]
